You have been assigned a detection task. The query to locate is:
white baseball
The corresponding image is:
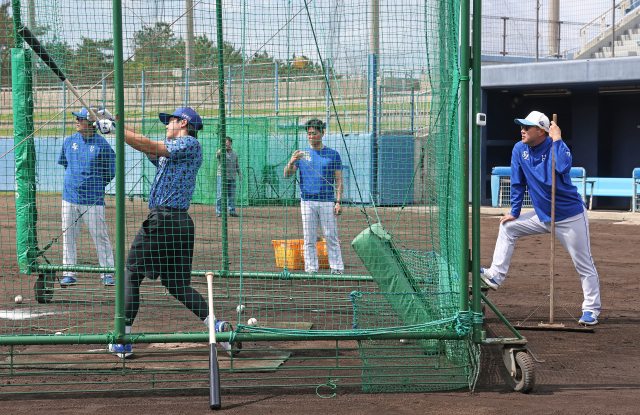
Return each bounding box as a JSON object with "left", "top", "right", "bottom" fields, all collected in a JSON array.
[
  {"left": 54, "top": 332, "right": 63, "bottom": 336},
  {"left": 236, "top": 305, "right": 245, "bottom": 312},
  {"left": 14, "top": 295, "right": 23, "bottom": 304},
  {"left": 247, "top": 318, "right": 258, "bottom": 326}
]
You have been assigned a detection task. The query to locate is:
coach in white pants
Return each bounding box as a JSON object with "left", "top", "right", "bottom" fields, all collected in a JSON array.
[
  {"left": 284, "top": 119, "right": 344, "bottom": 274},
  {"left": 57, "top": 107, "right": 116, "bottom": 287},
  {"left": 481, "top": 111, "right": 601, "bottom": 326}
]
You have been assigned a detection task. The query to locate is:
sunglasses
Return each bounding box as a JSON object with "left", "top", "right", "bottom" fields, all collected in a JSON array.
[
  {"left": 76, "top": 117, "right": 88, "bottom": 122},
  {"left": 520, "top": 125, "right": 536, "bottom": 131}
]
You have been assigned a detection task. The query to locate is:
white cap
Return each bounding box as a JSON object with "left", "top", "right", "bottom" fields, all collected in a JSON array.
[{"left": 514, "top": 111, "right": 550, "bottom": 132}]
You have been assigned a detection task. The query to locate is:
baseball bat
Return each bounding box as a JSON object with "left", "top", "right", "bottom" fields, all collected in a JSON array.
[
  {"left": 206, "top": 271, "right": 221, "bottom": 410},
  {"left": 17, "top": 26, "right": 97, "bottom": 120},
  {"left": 550, "top": 114, "right": 557, "bottom": 324}
]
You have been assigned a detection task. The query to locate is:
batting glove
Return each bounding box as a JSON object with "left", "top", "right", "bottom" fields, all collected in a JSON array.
[
  {"left": 92, "top": 107, "right": 115, "bottom": 121},
  {"left": 95, "top": 119, "right": 116, "bottom": 134}
]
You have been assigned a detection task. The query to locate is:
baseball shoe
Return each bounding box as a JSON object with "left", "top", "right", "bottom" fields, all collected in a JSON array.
[
  {"left": 60, "top": 276, "right": 77, "bottom": 287},
  {"left": 102, "top": 274, "right": 115, "bottom": 286},
  {"left": 480, "top": 268, "right": 499, "bottom": 291},
  {"left": 330, "top": 269, "right": 344, "bottom": 275},
  {"left": 579, "top": 311, "right": 598, "bottom": 326},
  {"left": 215, "top": 320, "right": 242, "bottom": 357},
  {"left": 216, "top": 213, "right": 222, "bottom": 217},
  {"left": 108, "top": 343, "right": 133, "bottom": 358},
  {"left": 229, "top": 213, "right": 239, "bottom": 217}
]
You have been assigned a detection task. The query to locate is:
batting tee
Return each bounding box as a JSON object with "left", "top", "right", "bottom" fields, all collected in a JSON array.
[{"left": 0, "top": 0, "right": 492, "bottom": 394}]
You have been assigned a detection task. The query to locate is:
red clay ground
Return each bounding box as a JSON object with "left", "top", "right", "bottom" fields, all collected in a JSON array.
[{"left": 1, "top": 209, "right": 640, "bottom": 414}]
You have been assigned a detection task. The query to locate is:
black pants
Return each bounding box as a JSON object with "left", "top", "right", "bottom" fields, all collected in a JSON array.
[{"left": 124, "top": 207, "right": 208, "bottom": 325}]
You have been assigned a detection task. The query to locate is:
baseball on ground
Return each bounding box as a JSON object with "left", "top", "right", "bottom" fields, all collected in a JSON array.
[
  {"left": 247, "top": 318, "right": 258, "bottom": 326},
  {"left": 236, "top": 304, "right": 245, "bottom": 312},
  {"left": 14, "top": 295, "right": 23, "bottom": 304}
]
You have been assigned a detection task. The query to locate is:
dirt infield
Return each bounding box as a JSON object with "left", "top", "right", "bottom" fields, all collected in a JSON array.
[{"left": 1, "top": 212, "right": 640, "bottom": 413}]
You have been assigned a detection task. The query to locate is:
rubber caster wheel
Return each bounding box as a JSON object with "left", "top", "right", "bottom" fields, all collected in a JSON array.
[
  {"left": 34, "top": 273, "right": 54, "bottom": 304},
  {"left": 508, "top": 351, "right": 535, "bottom": 393}
]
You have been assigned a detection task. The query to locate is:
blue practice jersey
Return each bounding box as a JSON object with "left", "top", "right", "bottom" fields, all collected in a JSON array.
[
  {"left": 148, "top": 135, "right": 203, "bottom": 210},
  {"left": 58, "top": 133, "right": 116, "bottom": 206},
  {"left": 294, "top": 146, "right": 342, "bottom": 202},
  {"left": 511, "top": 136, "right": 585, "bottom": 222}
]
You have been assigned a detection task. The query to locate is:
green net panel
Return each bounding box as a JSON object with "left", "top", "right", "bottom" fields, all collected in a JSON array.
[{"left": 1, "top": 0, "right": 476, "bottom": 393}]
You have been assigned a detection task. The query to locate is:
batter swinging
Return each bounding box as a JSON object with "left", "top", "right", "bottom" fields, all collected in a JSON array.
[{"left": 481, "top": 111, "right": 601, "bottom": 326}]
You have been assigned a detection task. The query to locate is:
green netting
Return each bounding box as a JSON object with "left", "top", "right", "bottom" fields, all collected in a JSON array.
[
  {"left": 1, "top": 0, "right": 472, "bottom": 393},
  {"left": 351, "top": 292, "right": 479, "bottom": 392}
]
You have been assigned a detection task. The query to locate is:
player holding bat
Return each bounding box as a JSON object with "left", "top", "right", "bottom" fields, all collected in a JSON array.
[
  {"left": 480, "top": 111, "right": 601, "bottom": 326},
  {"left": 95, "top": 109, "right": 241, "bottom": 358}
]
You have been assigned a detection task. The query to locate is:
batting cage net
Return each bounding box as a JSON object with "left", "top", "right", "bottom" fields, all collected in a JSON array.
[{"left": 1, "top": 0, "right": 479, "bottom": 394}]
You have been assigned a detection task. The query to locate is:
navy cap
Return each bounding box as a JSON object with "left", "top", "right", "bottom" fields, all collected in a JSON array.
[
  {"left": 72, "top": 107, "right": 103, "bottom": 119},
  {"left": 159, "top": 107, "right": 203, "bottom": 131}
]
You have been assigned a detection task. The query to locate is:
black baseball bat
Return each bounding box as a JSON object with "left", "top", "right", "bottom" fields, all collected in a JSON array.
[
  {"left": 206, "top": 272, "right": 221, "bottom": 410},
  {"left": 17, "top": 26, "right": 96, "bottom": 119}
]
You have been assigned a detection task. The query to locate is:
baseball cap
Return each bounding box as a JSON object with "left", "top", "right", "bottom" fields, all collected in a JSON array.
[
  {"left": 159, "top": 107, "right": 203, "bottom": 131},
  {"left": 514, "top": 111, "right": 550, "bottom": 132},
  {"left": 72, "top": 107, "right": 103, "bottom": 119}
]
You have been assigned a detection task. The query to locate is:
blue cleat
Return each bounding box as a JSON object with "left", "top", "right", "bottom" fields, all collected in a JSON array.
[
  {"left": 215, "top": 320, "right": 242, "bottom": 357},
  {"left": 60, "top": 276, "right": 77, "bottom": 287},
  {"left": 578, "top": 311, "right": 598, "bottom": 326},
  {"left": 108, "top": 343, "right": 133, "bottom": 358},
  {"left": 480, "top": 268, "right": 499, "bottom": 291}
]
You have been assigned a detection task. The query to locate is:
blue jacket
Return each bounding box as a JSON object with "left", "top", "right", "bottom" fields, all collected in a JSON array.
[
  {"left": 511, "top": 137, "right": 585, "bottom": 222},
  {"left": 58, "top": 133, "right": 116, "bottom": 206}
]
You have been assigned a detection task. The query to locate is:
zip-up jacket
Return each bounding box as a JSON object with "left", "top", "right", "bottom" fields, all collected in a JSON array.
[{"left": 510, "top": 136, "right": 585, "bottom": 222}]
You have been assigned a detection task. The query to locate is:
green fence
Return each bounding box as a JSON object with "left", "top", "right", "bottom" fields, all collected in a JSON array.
[{"left": 0, "top": 0, "right": 484, "bottom": 395}]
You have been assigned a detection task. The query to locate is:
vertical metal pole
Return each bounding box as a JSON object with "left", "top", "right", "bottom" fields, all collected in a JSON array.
[
  {"left": 215, "top": 0, "right": 229, "bottom": 272},
  {"left": 459, "top": 0, "right": 471, "bottom": 314},
  {"left": 185, "top": 0, "right": 194, "bottom": 69},
  {"left": 325, "top": 61, "right": 330, "bottom": 133},
  {"left": 62, "top": 82, "right": 66, "bottom": 135},
  {"left": 536, "top": 0, "right": 540, "bottom": 62},
  {"left": 141, "top": 70, "right": 146, "bottom": 120},
  {"left": 410, "top": 87, "right": 415, "bottom": 133},
  {"left": 548, "top": 0, "right": 559, "bottom": 57},
  {"left": 274, "top": 62, "right": 279, "bottom": 115},
  {"left": 471, "top": 0, "right": 483, "bottom": 342},
  {"left": 612, "top": 0, "right": 616, "bottom": 58},
  {"left": 557, "top": 22, "right": 562, "bottom": 58},
  {"left": 184, "top": 67, "right": 189, "bottom": 107},
  {"left": 27, "top": 0, "right": 36, "bottom": 103},
  {"left": 378, "top": 85, "right": 383, "bottom": 135},
  {"left": 501, "top": 17, "right": 507, "bottom": 56},
  {"left": 227, "top": 65, "right": 232, "bottom": 116},
  {"left": 112, "top": 0, "right": 126, "bottom": 342},
  {"left": 102, "top": 72, "right": 106, "bottom": 108}
]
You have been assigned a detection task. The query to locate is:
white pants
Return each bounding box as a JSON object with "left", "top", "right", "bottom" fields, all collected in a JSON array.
[
  {"left": 486, "top": 206, "right": 601, "bottom": 315},
  {"left": 301, "top": 200, "right": 344, "bottom": 273},
  {"left": 62, "top": 200, "right": 115, "bottom": 278}
]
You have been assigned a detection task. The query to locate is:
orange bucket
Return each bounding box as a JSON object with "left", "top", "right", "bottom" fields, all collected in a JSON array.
[
  {"left": 271, "top": 240, "right": 304, "bottom": 269},
  {"left": 271, "top": 239, "right": 339, "bottom": 270}
]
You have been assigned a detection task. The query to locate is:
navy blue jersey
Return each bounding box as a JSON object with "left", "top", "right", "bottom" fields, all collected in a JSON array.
[
  {"left": 58, "top": 133, "right": 116, "bottom": 206},
  {"left": 294, "top": 146, "right": 342, "bottom": 202},
  {"left": 511, "top": 136, "right": 585, "bottom": 222},
  {"left": 148, "top": 135, "right": 203, "bottom": 210}
]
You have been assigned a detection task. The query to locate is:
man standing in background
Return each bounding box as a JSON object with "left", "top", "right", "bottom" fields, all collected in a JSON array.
[
  {"left": 58, "top": 107, "right": 116, "bottom": 287},
  {"left": 216, "top": 137, "right": 242, "bottom": 218},
  {"left": 284, "top": 119, "right": 344, "bottom": 274}
]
